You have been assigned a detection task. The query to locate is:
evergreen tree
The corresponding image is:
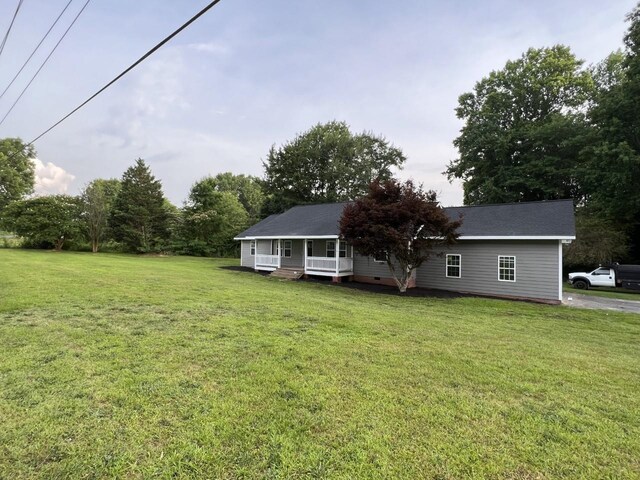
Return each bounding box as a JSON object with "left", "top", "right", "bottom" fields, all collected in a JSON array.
[{"left": 109, "top": 159, "right": 169, "bottom": 253}]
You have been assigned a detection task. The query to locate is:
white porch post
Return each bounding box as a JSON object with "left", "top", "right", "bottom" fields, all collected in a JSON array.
[
  {"left": 253, "top": 240, "right": 257, "bottom": 270},
  {"left": 335, "top": 238, "right": 340, "bottom": 275},
  {"left": 303, "top": 238, "right": 308, "bottom": 273},
  {"left": 277, "top": 239, "right": 281, "bottom": 268}
]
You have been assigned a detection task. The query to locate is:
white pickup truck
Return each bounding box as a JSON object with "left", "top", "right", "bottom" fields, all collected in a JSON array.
[{"left": 568, "top": 264, "right": 640, "bottom": 290}]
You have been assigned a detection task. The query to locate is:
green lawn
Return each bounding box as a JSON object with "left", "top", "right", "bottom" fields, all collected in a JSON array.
[
  {"left": 564, "top": 282, "right": 640, "bottom": 301},
  {"left": 1, "top": 250, "right": 639, "bottom": 479}
]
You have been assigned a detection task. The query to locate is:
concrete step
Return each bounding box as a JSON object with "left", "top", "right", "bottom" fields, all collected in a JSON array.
[{"left": 270, "top": 268, "right": 304, "bottom": 280}]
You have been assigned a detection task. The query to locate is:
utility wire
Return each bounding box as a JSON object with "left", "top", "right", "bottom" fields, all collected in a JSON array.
[
  {"left": 0, "top": 0, "right": 75, "bottom": 100},
  {"left": 28, "top": 0, "right": 224, "bottom": 145},
  {"left": 0, "top": 0, "right": 24, "bottom": 61},
  {"left": 0, "top": 0, "right": 224, "bottom": 163},
  {"left": 0, "top": 0, "right": 91, "bottom": 128}
]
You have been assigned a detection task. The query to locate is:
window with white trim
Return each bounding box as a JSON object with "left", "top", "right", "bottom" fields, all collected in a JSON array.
[
  {"left": 250, "top": 240, "right": 255, "bottom": 256},
  {"left": 282, "top": 240, "right": 292, "bottom": 258},
  {"left": 326, "top": 241, "right": 336, "bottom": 258},
  {"left": 271, "top": 239, "right": 278, "bottom": 255},
  {"left": 339, "top": 242, "right": 347, "bottom": 258},
  {"left": 446, "top": 254, "right": 461, "bottom": 278},
  {"left": 498, "top": 256, "right": 516, "bottom": 282},
  {"left": 306, "top": 240, "right": 313, "bottom": 257},
  {"left": 373, "top": 251, "right": 387, "bottom": 263}
]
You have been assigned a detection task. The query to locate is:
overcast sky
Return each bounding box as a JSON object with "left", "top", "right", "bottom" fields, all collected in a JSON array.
[{"left": 0, "top": 0, "right": 634, "bottom": 206}]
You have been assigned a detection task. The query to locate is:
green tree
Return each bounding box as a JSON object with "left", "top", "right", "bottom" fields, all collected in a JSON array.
[
  {"left": 0, "top": 138, "right": 35, "bottom": 212},
  {"left": 582, "top": 4, "right": 640, "bottom": 260},
  {"left": 177, "top": 178, "right": 248, "bottom": 257},
  {"left": 340, "top": 179, "right": 460, "bottom": 293},
  {"left": 81, "top": 179, "right": 121, "bottom": 253},
  {"left": 446, "top": 46, "right": 594, "bottom": 205},
  {"left": 109, "top": 159, "right": 169, "bottom": 253},
  {"left": 564, "top": 213, "right": 629, "bottom": 267},
  {"left": 1, "top": 195, "right": 82, "bottom": 251},
  {"left": 199, "top": 173, "right": 264, "bottom": 223},
  {"left": 263, "top": 121, "right": 406, "bottom": 214}
]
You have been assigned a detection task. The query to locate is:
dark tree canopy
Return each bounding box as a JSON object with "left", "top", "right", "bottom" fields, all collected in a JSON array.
[
  {"left": 263, "top": 121, "right": 406, "bottom": 214},
  {"left": 581, "top": 4, "right": 640, "bottom": 258},
  {"left": 1, "top": 195, "right": 82, "bottom": 250},
  {"left": 0, "top": 138, "right": 36, "bottom": 212},
  {"left": 446, "top": 46, "right": 594, "bottom": 205},
  {"left": 109, "top": 159, "right": 170, "bottom": 253},
  {"left": 340, "top": 179, "right": 461, "bottom": 292}
]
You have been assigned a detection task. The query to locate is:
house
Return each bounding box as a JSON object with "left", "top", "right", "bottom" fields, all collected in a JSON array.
[{"left": 234, "top": 199, "right": 576, "bottom": 304}]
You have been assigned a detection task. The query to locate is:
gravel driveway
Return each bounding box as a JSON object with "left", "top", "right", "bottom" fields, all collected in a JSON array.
[{"left": 563, "top": 292, "right": 640, "bottom": 314}]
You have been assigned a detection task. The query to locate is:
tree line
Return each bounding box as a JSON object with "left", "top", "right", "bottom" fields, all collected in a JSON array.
[
  {"left": 447, "top": 3, "right": 640, "bottom": 265},
  {"left": 1, "top": 4, "right": 638, "bottom": 266},
  {"left": 0, "top": 121, "right": 405, "bottom": 255}
]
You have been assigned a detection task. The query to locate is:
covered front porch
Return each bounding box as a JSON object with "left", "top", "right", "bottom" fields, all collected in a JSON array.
[{"left": 251, "top": 237, "right": 353, "bottom": 277}]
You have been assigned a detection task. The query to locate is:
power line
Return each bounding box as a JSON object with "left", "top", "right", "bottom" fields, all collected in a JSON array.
[
  {"left": 0, "top": 0, "right": 91, "bottom": 128},
  {"left": 0, "top": 0, "right": 24, "bottom": 61},
  {"left": 28, "top": 0, "right": 224, "bottom": 146},
  {"left": 1, "top": 0, "right": 225, "bottom": 164},
  {"left": 0, "top": 0, "right": 75, "bottom": 100}
]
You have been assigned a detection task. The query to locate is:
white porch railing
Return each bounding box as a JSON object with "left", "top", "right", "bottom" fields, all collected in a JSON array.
[
  {"left": 306, "top": 256, "right": 353, "bottom": 273},
  {"left": 339, "top": 257, "right": 353, "bottom": 272},
  {"left": 255, "top": 254, "right": 279, "bottom": 268}
]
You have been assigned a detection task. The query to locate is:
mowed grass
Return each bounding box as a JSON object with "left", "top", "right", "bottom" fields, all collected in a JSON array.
[
  {"left": 565, "top": 282, "right": 640, "bottom": 300},
  {"left": 0, "top": 250, "right": 639, "bottom": 479}
]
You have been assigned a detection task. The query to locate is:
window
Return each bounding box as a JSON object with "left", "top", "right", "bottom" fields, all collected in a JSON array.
[
  {"left": 282, "top": 240, "right": 292, "bottom": 258},
  {"left": 498, "top": 256, "right": 516, "bottom": 282},
  {"left": 373, "top": 251, "right": 387, "bottom": 263},
  {"left": 306, "top": 240, "right": 313, "bottom": 257},
  {"left": 326, "top": 241, "right": 336, "bottom": 258},
  {"left": 593, "top": 268, "right": 610, "bottom": 276},
  {"left": 339, "top": 242, "right": 347, "bottom": 258},
  {"left": 446, "top": 254, "right": 461, "bottom": 278},
  {"left": 271, "top": 239, "right": 278, "bottom": 255},
  {"left": 250, "top": 240, "right": 255, "bottom": 256}
]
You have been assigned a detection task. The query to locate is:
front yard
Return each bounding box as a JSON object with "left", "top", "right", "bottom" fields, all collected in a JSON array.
[{"left": 1, "top": 250, "right": 639, "bottom": 478}]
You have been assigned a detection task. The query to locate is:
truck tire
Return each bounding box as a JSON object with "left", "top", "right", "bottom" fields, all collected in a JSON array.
[{"left": 573, "top": 279, "right": 589, "bottom": 290}]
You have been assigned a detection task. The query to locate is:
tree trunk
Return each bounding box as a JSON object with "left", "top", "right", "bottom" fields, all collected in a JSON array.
[
  {"left": 55, "top": 237, "right": 64, "bottom": 251},
  {"left": 92, "top": 239, "right": 98, "bottom": 253},
  {"left": 388, "top": 261, "right": 412, "bottom": 293}
]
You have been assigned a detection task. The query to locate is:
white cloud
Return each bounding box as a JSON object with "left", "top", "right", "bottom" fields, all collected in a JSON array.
[
  {"left": 33, "top": 158, "right": 76, "bottom": 195},
  {"left": 187, "top": 42, "right": 230, "bottom": 56}
]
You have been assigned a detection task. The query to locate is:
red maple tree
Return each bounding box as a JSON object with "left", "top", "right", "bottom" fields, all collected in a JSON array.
[{"left": 340, "top": 179, "right": 462, "bottom": 292}]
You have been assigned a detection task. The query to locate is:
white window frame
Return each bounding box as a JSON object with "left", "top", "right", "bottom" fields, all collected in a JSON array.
[
  {"left": 282, "top": 240, "right": 292, "bottom": 258},
  {"left": 271, "top": 239, "right": 278, "bottom": 255},
  {"left": 339, "top": 242, "right": 347, "bottom": 258},
  {"left": 249, "top": 240, "right": 255, "bottom": 256},
  {"left": 373, "top": 251, "right": 387, "bottom": 263},
  {"left": 446, "top": 254, "right": 461, "bottom": 278},
  {"left": 326, "top": 241, "right": 336, "bottom": 258},
  {"left": 498, "top": 255, "right": 516, "bottom": 282}
]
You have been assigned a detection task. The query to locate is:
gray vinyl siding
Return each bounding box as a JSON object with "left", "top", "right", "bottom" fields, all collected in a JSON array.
[
  {"left": 281, "top": 240, "right": 304, "bottom": 268},
  {"left": 415, "top": 240, "right": 560, "bottom": 301},
  {"left": 353, "top": 253, "right": 394, "bottom": 278},
  {"left": 240, "top": 240, "right": 253, "bottom": 267}
]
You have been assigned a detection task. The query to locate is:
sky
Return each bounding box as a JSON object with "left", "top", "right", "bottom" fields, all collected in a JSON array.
[{"left": 0, "top": 0, "right": 635, "bottom": 206}]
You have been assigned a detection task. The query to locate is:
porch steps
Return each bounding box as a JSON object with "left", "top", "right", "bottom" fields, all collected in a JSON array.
[{"left": 270, "top": 267, "right": 304, "bottom": 280}]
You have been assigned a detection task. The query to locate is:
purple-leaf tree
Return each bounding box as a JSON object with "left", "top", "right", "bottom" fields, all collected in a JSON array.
[{"left": 340, "top": 179, "right": 462, "bottom": 292}]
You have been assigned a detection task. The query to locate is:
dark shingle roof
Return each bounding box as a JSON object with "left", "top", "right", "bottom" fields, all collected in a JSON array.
[
  {"left": 235, "top": 199, "right": 575, "bottom": 239},
  {"left": 446, "top": 199, "right": 575, "bottom": 237}
]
